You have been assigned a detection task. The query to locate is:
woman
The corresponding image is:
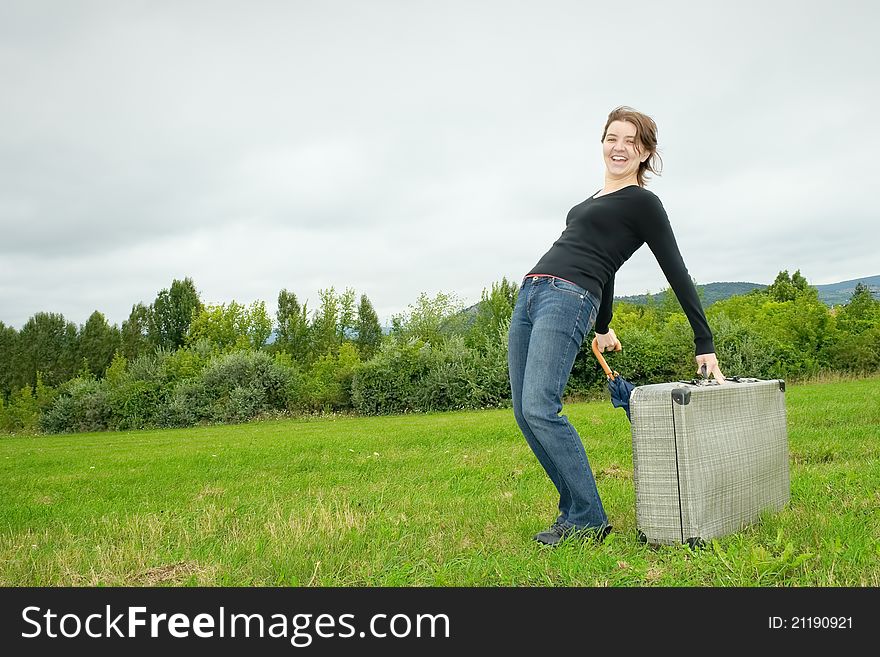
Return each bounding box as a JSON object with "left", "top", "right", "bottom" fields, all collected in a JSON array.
[{"left": 508, "top": 106, "right": 725, "bottom": 546}]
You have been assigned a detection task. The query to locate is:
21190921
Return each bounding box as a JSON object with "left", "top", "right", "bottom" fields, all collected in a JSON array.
[{"left": 769, "top": 616, "right": 852, "bottom": 629}]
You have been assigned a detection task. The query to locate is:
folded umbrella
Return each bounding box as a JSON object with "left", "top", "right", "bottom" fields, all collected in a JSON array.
[{"left": 591, "top": 337, "right": 635, "bottom": 421}]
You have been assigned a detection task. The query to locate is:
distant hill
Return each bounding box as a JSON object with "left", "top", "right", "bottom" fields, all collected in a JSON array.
[
  {"left": 811, "top": 274, "right": 880, "bottom": 306},
  {"left": 617, "top": 282, "right": 766, "bottom": 307},
  {"left": 616, "top": 275, "right": 880, "bottom": 308}
]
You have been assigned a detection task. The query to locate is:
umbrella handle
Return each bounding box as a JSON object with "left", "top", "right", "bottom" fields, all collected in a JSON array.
[{"left": 591, "top": 336, "right": 620, "bottom": 380}]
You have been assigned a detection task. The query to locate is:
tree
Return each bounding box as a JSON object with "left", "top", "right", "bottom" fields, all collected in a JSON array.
[
  {"left": 767, "top": 270, "right": 795, "bottom": 302},
  {"left": 120, "top": 303, "right": 151, "bottom": 361},
  {"left": 766, "top": 269, "right": 819, "bottom": 303},
  {"left": 78, "top": 311, "right": 121, "bottom": 378},
  {"left": 355, "top": 294, "right": 383, "bottom": 360},
  {"left": 0, "top": 322, "right": 18, "bottom": 400},
  {"left": 307, "top": 342, "right": 361, "bottom": 411},
  {"left": 275, "top": 289, "right": 311, "bottom": 363},
  {"left": 467, "top": 277, "right": 519, "bottom": 350},
  {"left": 148, "top": 277, "right": 202, "bottom": 350},
  {"left": 188, "top": 300, "right": 274, "bottom": 351},
  {"left": 338, "top": 288, "right": 357, "bottom": 341},
  {"left": 851, "top": 281, "right": 873, "bottom": 300},
  {"left": 391, "top": 291, "right": 465, "bottom": 346},
  {"left": 836, "top": 282, "right": 880, "bottom": 336},
  {"left": 790, "top": 270, "right": 812, "bottom": 295},
  {"left": 311, "top": 287, "right": 341, "bottom": 357},
  {"left": 246, "top": 300, "right": 274, "bottom": 349},
  {"left": 15, "top": 312, "right": 79, "bottom": 388},
  {"left": 308, "top": 286, "right": 360, "bottom": 357}
]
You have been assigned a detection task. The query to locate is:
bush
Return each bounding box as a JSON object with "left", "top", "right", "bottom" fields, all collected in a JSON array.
[
  {"left": 108, "top": 379, "right": 166, "bottom": 430},
  {"left": 101, "top": 351, "right": 175, "bottom": 430},
  {"left": 470, "top": 325, "right": 512, "bottom": 407},
  {"left": 162, "top": 345, "right": 211, "bottom": 382},
  {"left": 0, "top": 375, "right": 56, "bottom": 434},
  {"left": 709, "top": 312, "right": 783, "bottom": 379},
  {"left": 412, "top": 336, "right": 476, "bottom": 411},
  {"left": 164, "top": 378, "right": 210, "bottom": 428},
  {"left": 417, "top": 333, "right": 512, "bottom": 411},
  {"left": 195, "top": 350, "right": 294, "bottom": 424},
  {"left": 302, "top": 342, "right": 361, "bottom": 412},
  {"left": 1, "top": 385, "right": 40, "bottom": 433},
  {"left": 821, "top": 325, "right": 880, "bottom": 374},
  {"left": 26, "top": 274, "right": 880, "bottom": 432},
  {"left": 572, "top": 323, "right": 691, "bottom": 391},
  {"left": 351, "top": 338, "right": 432, "bottom": 414},
  {"left": 271, "top": 351, "right": 309, "bottom": 414},
  {"left": 41, "top": 377, "right": 112, "bottom": 434},
  {"left": 39, "top": 348, "right": 298, "bottom": 432},
  {"left": 352, "top": 330, "right": 512, "bottom": 415}
]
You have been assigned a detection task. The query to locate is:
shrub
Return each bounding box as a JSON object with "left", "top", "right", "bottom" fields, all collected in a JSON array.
[
  {"left": 162, "top": 345, "right": 211, "bottom": 382},
  {"left": 197, "top": 350, "right": 293, "bottom": 424},
  {"left": 271, "top": 351, "right": 309, "bottom": 414},
  {"left": 41, "top": 377, "right": 112, "bottom": 434},
  {"left": 1, "top": 385, "right": 40, "bottom": 433},
  {"left": 470, "top": 325, "right": 512, "bottom": 407},
  {"left": 164, "top": 378, "right": 211, "bottom": 428},
  {"left": 821, "top": 325, "right": 880, "bottom": 374},
  {"left": 108, "top": 379, "right": 166, "bottom": 430},
  {"left": 351, "top": 338, "right": 431, "bottom": 414},
  {"left": 709, "top": 312, "right": 783, "bottom": 379},
  {"left": 40, "top": 348, "right": 296, "bottom": 432},
  {"left": 0, "top": 375, "right": 56, "bottom": 434},
  {"left": 412, "top": 336, "right": 475, "bottom": 411},
  {"left": 302, "top": 342, "right": 361, "bottom": 412},
  {"left": 352, "top": 331, "right": 512, "bottom": 415}
]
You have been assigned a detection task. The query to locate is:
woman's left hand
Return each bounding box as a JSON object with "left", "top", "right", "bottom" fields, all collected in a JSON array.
[{"left": 695, "top": 353, "right": 725, "bottom": 383}]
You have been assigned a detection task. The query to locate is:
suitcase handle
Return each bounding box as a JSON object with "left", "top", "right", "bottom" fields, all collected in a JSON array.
[
  {"left": 591, "top": 336, "right": 621, "bottom": 380},
  {"left": 678, "top": 377, "right": 722, "bottom": 387},
  {"left": 678, "top": 363, "right": 717, "bottom": 386},
  {"left": 680, "top": 366, "right": 723, "bottom": 386}
]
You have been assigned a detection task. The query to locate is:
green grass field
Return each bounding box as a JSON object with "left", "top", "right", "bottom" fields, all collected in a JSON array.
[{"left": 2, "top": 375, "right": 878, "bottom": 586}]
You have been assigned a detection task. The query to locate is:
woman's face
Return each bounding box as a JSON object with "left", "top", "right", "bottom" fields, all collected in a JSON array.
[{"left": 602, "top": 120, "right": 649, "bottom": 181}]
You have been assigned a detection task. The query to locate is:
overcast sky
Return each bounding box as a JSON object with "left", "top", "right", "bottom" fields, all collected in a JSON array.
[{"left": 1, "top": 0, "right": 877, "bottom": 330}]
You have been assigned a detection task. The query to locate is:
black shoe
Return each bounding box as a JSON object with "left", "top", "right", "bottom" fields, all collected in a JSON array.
[
  {"left": 533, "top": 522, "right": 613, "bottom": 546},
  {"left": 533, "top": 521, "right": 569, "bottom": 546}
]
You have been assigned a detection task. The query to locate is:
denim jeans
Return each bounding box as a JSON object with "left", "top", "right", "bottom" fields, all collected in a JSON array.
[{"left": 507, "top": 275, "right": 608, "bottom": 529}]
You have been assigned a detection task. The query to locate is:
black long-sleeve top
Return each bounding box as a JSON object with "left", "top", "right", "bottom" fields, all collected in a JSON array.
[{"left": 527, "top": 184, "right": 715, "bottom": 355}]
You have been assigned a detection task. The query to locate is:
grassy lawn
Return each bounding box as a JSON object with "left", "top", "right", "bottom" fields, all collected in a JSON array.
[{"left": 1, "top": 375, "right": 878, "bottom": 586}]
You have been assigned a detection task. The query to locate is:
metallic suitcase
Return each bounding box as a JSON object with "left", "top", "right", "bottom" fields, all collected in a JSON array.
[{"left": 629, "top": 377, "right": 790, "bottom": 546}]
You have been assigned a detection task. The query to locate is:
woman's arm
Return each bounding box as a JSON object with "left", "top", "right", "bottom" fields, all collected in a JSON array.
[
  {"left": 594, "top": 275, "right": 616, "bottom": 335},
  {"left": 639, "top": 195, "right": 715, "bottom": 356}
]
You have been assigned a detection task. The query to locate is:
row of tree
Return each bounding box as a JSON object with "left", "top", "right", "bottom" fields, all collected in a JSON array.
[
  {"left": 1, "top": 270, "right": 878, "bottom": 435},
  {"left": 0, "top": 277, "right": 386, "bottom": 401}
]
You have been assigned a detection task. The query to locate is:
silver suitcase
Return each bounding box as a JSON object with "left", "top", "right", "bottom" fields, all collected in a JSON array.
[{"left": 629, "top": 377, "right": 790, "bottom": 546}]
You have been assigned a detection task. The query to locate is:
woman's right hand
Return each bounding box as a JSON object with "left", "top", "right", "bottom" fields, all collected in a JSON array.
[{"left": 595, "top": 328, "right": 622, "bottom": 352}]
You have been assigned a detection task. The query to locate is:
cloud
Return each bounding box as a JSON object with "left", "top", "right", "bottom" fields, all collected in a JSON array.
[{"left": 1, "top": 0, "right": 878, "bottom": 330}]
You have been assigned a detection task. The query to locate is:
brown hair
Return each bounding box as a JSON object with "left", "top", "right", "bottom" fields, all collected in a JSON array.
[{"left": 601, "top": 106, "right": 663, "bottom": 187}]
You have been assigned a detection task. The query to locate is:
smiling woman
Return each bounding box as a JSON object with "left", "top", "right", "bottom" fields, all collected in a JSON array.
[
  {"left": 600, "top": 107, "right": 663, "bottom": 189},
  {"left": 508, "top": 105, "right": 725, "bottom": 547}
]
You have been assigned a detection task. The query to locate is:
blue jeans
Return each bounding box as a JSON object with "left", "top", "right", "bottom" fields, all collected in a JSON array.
[{"left": 507, "top": 275, "right": 608, "bottom": 529}]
